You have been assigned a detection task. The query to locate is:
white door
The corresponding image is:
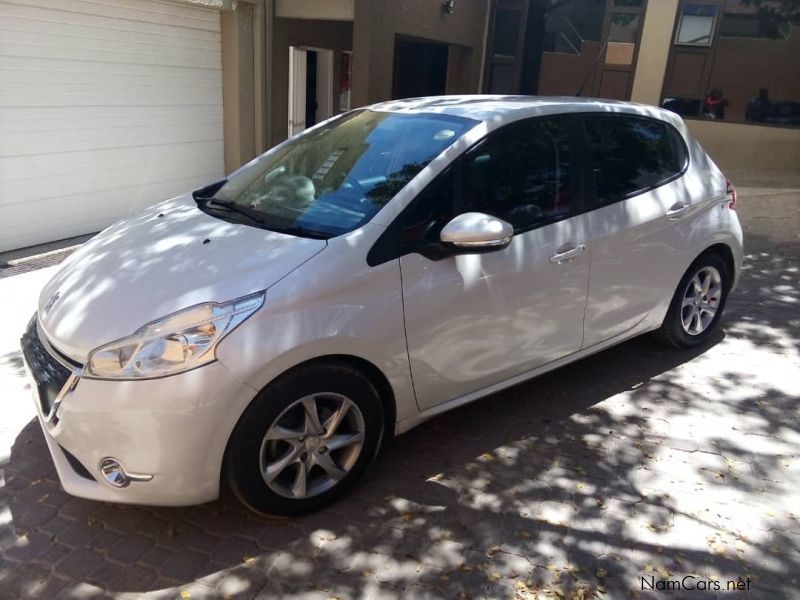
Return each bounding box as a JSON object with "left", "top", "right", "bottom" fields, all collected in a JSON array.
[
  {"left": 399, "top": 116, "right": 591, "bottom": 410},
  {"left": 0, "top": 0, "right": 225, "bottom": 253},
  {"left": 288, "top": 46, "right": 308, "bottom": 137},
  {"left": 580, "top": 114, "right": 699, "bottom": 347},
  {"left": 288, "top": 46, "right": 335, "bottom": 137}
]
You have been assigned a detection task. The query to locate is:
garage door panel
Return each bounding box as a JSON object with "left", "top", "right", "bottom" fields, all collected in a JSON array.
[
  {"left": 0, "top": 78, "right": 221, "bottom": 100},
  {"left": 0, "top": 61, "right": 221, "bottom": 87},
  {"left": 3, "top": 154, "right": 222, "bottom": 201},
  {"left": 0, "top": 41, "right": 221, "bottom": 70},
  {"left": 2, "top": 121, "right": 223, "bottom": 149},
  {"left": 1, "top": 141, "right": 224, "bottom": 181},
  {"left": 0, "top": 106, "right": 222, "bottom": 134},
  {"left": 2, "top": 125, "right": 223, "bottom": 158},
  {"left": 5, "top": 0, "right": 220, "bottom": 31},
  {"left": 0, "top": 13, "right": 221, "bottom": 49},
  {"left": 0, "top": 29, "right": 222, "bottom": 64},
  {"left": 0, "top": 175, "right": 217, "bottom": 247},
  {"left": 0, "top": 2, "right": 220, "bottom": 40},
  {"left": 0, "top": 0, "right": 224, "bottom": 252},
  {"left": 0, "top": 86, "right": 222, "bottom": 111}
]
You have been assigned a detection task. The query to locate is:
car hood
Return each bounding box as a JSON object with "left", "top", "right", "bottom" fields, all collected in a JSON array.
[{"left": 37, "top": 194, "right": 327, "bottom": 362}]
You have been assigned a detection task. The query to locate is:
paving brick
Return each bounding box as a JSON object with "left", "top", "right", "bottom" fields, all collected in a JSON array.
[
  {"left": 56, "top": 521, "right": 100, "bottom": 548},
  {"left": 54, "top": 547, "right": 105, "bottom": 579},
  {"left": 158, "top": 548, "right": 211, "bottom": 581},
  {"left": 106, "top": 534, "right": 156, "bottom": 564}
]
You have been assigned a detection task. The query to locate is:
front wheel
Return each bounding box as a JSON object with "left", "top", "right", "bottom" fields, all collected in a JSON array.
[
  {"left": 656, "top": 253, "right": 730, "bottom": 348},
  {"left": 225, "top": 362, "right": 385, "bottom": 516}
]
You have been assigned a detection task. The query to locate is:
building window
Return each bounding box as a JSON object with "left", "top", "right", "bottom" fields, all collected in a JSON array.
[
  {"left": 608, "top": 12, "right": 641, "bottom": 43},
  {"left": 719, "top": 5, "right": 791, "bottom": 39},
  {"left": 675, "top": 3, "right": 719, "bottom": 46},
  {"left": 543, "top": 0, "right": 606, "bottom": 54},
  {"left": 662, "top": 0, "right": 800, "bottom": 128}
]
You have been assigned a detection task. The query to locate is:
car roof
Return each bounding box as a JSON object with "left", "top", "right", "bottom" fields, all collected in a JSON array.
[{"left": 370, "top": 94, "right": 683, "bottom": 128}]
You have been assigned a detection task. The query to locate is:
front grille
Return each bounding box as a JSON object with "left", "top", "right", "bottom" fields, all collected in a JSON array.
[{"left": 20, "top": 315, "right": 73, "bottom": 417}]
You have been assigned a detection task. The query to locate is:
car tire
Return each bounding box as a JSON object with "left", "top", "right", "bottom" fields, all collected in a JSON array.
[
  {"left": 225, "top": 361, "right": 385, "bottom": 516},
  {"left": 655, "top": 252, "right": 730, "bottom": 348}
]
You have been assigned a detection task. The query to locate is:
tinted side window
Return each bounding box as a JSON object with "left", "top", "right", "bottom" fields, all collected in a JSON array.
[
  {"left": 465, "top": 117, "right": 573, "bottom": 231},
  {"left": 398, "top": 117, "right": 574, "bottom": 248},
  {"left": 583, "top": 116, "right": 686, "bottom": 205},
  {"left": 398, "top": 167, "right": 457, "bottom": 249}
]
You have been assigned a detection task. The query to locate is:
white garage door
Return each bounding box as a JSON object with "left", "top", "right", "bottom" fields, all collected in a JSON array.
[{"left": 0, "top": 0, "right": 225, "bottom": 253}]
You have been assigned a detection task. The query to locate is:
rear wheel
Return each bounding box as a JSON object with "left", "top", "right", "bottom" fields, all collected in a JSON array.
[
  {"left": 656, "top": 253, "right": 730, "bottom": 348},
  {"left": 225, "top": 362, "right": 384, "bottom": 516}
]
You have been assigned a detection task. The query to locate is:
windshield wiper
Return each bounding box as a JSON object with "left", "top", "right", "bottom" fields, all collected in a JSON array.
[
  {"left": 197, "top": 198, "right": 330, "bottom": 239},
  {"left": 197, "top": 197, "right": 265, "bottom": 225}
]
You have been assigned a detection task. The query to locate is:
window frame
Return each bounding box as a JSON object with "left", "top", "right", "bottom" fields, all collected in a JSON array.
[
  {"left": 673, "top": 2, "right": 720, "bottom": 47},
  {"left": 367, "top": 113, "right": 586, "bottom": 266},
  {"left": 578, "top": 112, "right": 690, "bottom": 210}
]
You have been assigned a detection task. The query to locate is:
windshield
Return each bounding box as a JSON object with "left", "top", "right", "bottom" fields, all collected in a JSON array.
[{"left": 202, "top": 110, "right": 478, "bottom": 238}]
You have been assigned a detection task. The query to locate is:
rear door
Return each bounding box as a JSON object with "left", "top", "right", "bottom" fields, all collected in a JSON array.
[
  {"left": 580, "top": 113, "right": 695, "bottom": 347},
  {"left": 397, "top": 115, "right": 592, "bottom": 410}
]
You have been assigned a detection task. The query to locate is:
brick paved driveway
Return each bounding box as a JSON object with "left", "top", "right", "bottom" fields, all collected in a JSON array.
[{"left": 1, "top": 173, "right": 798, "bottom": 599}]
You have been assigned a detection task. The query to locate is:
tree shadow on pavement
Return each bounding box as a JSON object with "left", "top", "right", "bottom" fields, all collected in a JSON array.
[{"left": 0, "top": 200, "right": 798, "bottom": 598}]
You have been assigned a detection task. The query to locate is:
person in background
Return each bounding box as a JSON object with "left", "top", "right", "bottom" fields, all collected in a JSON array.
[
  {"left": 703, "top": 88, "right": 729, "bottom": 119},
  {"left": 746, "top": 88, "right": 771, "bottom": 122}
]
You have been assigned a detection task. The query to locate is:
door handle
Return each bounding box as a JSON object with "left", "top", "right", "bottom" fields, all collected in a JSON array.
[
  {"left": 549, "top": 244, "right": 586, "bottom": 264},
  {"left": 666, "top": 202, "right": 690, "bottom": 220}
]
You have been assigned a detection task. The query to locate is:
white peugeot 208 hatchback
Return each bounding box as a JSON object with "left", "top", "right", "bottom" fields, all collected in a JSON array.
[{"left": 22, "top": 96, "right": 743, "bottom": 515}]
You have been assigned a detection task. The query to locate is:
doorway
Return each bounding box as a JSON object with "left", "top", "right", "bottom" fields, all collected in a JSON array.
[
  {"left": 392, "top": 37, "right": 449, "bottom": 100},
  {"left": 288, "top": 46, "right": 335, "bottom": 136}
]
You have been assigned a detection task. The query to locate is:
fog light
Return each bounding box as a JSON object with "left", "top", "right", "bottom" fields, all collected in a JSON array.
[
  {"left": 99, "top": 457, "right": 153, "bottom": 488},
  {"left": 100, "top": 458, "right": 129, "bottom": 487}
]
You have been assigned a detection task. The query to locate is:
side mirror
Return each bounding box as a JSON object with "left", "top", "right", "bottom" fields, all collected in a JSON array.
[{"left": 439, "top": 212, "right": 513, "bottom": 252}]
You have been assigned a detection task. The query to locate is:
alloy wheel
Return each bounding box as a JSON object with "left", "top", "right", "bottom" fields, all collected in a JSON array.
[
  {"left": 680, "top": 265, "right": 723, "bottom": 336},
  {"left": 259, "top": 393, "right": 365, "bottom": 499}
]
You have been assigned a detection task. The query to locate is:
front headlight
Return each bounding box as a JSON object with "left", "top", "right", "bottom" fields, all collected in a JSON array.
[{"left": 86, "top": 292, "right": 264, "bottom": 379}]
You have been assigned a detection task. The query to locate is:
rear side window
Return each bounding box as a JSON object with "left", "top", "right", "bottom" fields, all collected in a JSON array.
[{"left": 583, "top": 115, "right": 687, "bottom": 205}]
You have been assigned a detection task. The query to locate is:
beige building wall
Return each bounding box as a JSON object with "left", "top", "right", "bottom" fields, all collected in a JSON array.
[
  {"left": 630, "top": 0, "right": 679, "bottom": 106},
  {"left": 275, "top": 0, "right": 353, "bottom": 20},
  {"left": 351, "top": 0, "right": 490, "bottom": 107},
  {"left": 688, "top": 120, "right": 800, "bottom": 172}
]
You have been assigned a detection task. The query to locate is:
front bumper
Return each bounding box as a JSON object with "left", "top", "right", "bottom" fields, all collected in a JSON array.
[{"left": 21, "top": 318, "right": 257, "bottom": 506}]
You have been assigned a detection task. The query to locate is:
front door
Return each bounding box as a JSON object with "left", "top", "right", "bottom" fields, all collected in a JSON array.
[{"left": 398, "top": 116, "right": 591, "bottom": 410}]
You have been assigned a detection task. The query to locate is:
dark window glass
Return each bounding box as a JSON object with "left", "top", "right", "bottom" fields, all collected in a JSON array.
[
  {"left": 583, "top": 116, "right": 686, "bottom": 204},
  {"left": 399, "top": 166, "right": 457, "bottom": 249},
  {"left": 719, "top": 10, "right": 791, "bottom": 39},
  {"left": 543, "top": 0, "right": 606, "bottom": 53},
  {"left": 608, "top": 12, "right": 641, "bottom": 43},
  {"left": 488, "top": 62, "right": 516, "bottom": 94},
  {"left": 464, "top": 118, "right": 573, "bottom": 230},
  {"left": 399, "top": 117, "right": 574, "bottom": 248},
  {"left": 492, "top": 9, "right": 521, "bottom": 57}
]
